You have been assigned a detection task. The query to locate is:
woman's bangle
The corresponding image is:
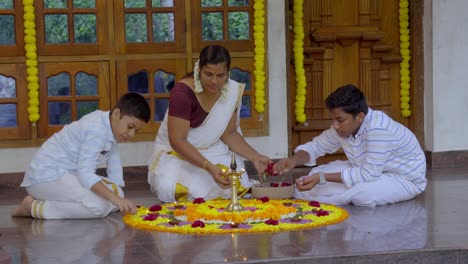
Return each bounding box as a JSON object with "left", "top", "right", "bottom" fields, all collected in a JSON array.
[{"left": 202, "top": 160, "right": 210, "bottom": 170}]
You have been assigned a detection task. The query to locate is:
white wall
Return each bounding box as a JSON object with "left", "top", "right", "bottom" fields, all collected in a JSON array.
[
  {"left": 425, "top": 0, "right": 468, "bottom": 152},
  {"left": 0, "top": 0, "right": 289, "bottom": 173}
]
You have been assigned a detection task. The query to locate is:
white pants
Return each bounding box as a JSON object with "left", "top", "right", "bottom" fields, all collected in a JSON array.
[
  {"left": 294, "top": 160, "right": 421, "bottom": 206},
  {"left": 26, "top": 173, "right": 123, "bottom": 219}
]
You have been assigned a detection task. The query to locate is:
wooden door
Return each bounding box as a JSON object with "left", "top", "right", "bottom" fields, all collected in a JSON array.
[{"left": 288, "top": 0, "right": 417, "bottom": 164}]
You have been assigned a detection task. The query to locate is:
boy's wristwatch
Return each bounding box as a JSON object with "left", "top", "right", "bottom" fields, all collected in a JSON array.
[{"left": 318, "top": 171, "right": 327, "bottom": 185}]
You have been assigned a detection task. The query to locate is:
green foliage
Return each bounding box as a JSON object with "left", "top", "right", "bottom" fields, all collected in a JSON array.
[
  {"left": 125, "top": 0, "right": 146, "bottom": 8},
  {"left": 45, "top": 14, "right": 69, "bottom": 44},
  {"left": 0, "top": 15, "right": 15, "bottom": 45},
  {"left": 152, "top": 13, "right": 174, "bottom": 42},
  {"left": 202, "top": 12, "right": 223, "bottom": 40},
  {"left": 45, "top": 0, "right": 68, "bottom": 9},
  {"left": 228, "top": 0, "right": 248, "bottom": 7},
  {"left": 125, "top": 13, "right": 147, "bottom": 42},
  {"left": 73, "top": 0, "right": 95, "bottom": 8},
  {"left": 228, "top": 12, "right": 249, "bottom": 40},
  {"left": 0, "top": 0, "right": 13, "bottom": 9},
  {"left": 74, "top": 14, "right": 96, "bottom": 43}
]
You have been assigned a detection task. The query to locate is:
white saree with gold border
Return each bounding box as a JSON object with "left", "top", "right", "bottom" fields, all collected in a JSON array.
[{"left": 148, "top": 79, "right": 256, "bottom": 202}]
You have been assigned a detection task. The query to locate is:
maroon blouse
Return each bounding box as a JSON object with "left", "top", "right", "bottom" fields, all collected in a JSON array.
[{"left": 168, "top": 82, "right": 208, "bottom": 128}]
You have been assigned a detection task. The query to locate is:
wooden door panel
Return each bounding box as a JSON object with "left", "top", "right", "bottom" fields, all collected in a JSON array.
[{"left": 289, "top": 0, "right": 405, "bottom": 163}]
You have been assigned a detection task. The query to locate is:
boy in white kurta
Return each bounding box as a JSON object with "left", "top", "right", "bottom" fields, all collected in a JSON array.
[
  {"left": 12, "top": 93, "right": 150, "bottom": 219},
  {"left": 274, "top": 85, "right": 427, "bottom": 206}
]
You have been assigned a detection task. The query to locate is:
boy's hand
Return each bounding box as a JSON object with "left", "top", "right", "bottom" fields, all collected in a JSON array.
[
  {"left": 111, "top": 197, "right": 137, "bottom": 215},
  {"left": 273, "top": 158, "right": 297, "bottom": 175},
  {"left": 295, "top": 174, "right": 320, "bottom": 191}
]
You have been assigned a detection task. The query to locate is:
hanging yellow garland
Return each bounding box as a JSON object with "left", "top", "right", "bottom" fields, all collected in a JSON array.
[
  {"left": 399, "top": 0, "right": 411, "bottom": 117},
  {"left": 293, "top": 0, "right": 307, "bottom": 124},
  {"left": 23, "top": 0, "right": 40, "bottom": 123},
  {"left": 253, "top": 0, "right": 266, "bottom": 120}
]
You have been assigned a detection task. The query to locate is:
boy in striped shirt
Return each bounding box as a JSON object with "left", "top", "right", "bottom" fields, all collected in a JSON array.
[{"left": 274, "top": 84, "right": 427, "bottom": 206}]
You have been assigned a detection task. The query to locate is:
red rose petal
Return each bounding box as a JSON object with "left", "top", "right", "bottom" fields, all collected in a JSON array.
[
  {"left": 265, "top": 219, "right": 279, "bottom": 225},
  {"left": 191, "top": 220, "right": 206, "bottom": 228},
  {"left": 193, "top": 198, "right": 206, "bottom": 204},
  {"left": 149, "top": 204, "right": 162, "bottom": 212},
  {"left": 308, "top": 201, "right": 321, "bottom": 207},
  {"left": 143, "top": 213, "right": 158, "bottom": 221}
]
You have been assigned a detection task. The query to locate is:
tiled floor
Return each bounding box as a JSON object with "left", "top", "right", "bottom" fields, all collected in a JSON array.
[{"left": 2, "top": 166, "right": 468, "bottom": 264}]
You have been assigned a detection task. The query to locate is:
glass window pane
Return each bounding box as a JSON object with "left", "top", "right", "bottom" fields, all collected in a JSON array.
[
  {"left": 77, "top": 101, "right": 98, "bottom": 120},
  {"left": 228, "top": 0, "right": 248, "bottom": 7},
  {"left": 73, "top": 0, "right": 96, "bottom": 8},
  {"left": 45, "top": 0, "right": 67, "bottom": 8},
  {"left": 45, "top": 14, "right": 69, "bottom": 44},
  {"left": 152, "top": 13, "right": 174, "bottom": 42},
  {"left": 0, "top": 75, "right": 16, "bottom": 98},
  {"left": 154, "top": 99, "right": 168, "bottom": 121},
  {"left": 202, "top": 12, "right": 223, "bottom": 41},
  {"left": 75, "top": 72, "right": 97, "bottom": 96},
  {"left": 230, "top": 68, "right": 251, "bottom": 91},
  {"left": 228, "top": 12, "right": 249, "bottom": 40},
  {"left": 125, "top": 14, "right": 147, "bottom": 42},
  {"left": 48, "top": 73, "right": 71, "bottom": 96},
  {"left": 152, "top": 0, "right": 173, "bottom": 7},
  {"left": 128, "top": 71, "right": 148, "bottom": 94},
  {"left": 0, "top": 15, "right": 15, "bottom": 45},
  {"left": 74, "top": 14, "right": 96, "bottom": 43},
  {"left": 48, "top": 101, "right": 71, "bottom": 125},
  {"left": 240, "top": 96, "right": 251, "bottom": 118},
  {"left": 201, "top": 0, "right": 221, "bottom": 7},
  {"left": 154, "top": 70, "right": 175, "bottom": 93},
  {"left": 0, "top": 104, "right": 17, "bottom": 127},
  {"left": 124, "top": 0, "right": 146, "bottom": 8},
  {"left": 0, "top": 0, "right": 13, "bottom": 9}
]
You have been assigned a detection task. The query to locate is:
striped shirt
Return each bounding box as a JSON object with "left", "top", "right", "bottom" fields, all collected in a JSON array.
[
  {"left": 295, "top": 108, "right": 427, "bottom": 194},
  {"left": 21, "top": 110, "right": 124, "bottom": 189}
]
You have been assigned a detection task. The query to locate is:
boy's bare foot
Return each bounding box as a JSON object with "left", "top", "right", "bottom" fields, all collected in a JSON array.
[{"left": 11, "top": 196, "right": 34, "bottom": 217}]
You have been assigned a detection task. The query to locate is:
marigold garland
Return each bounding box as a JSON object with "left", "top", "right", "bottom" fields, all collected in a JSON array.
[
  {"left": 293, "top": 0, "right": 307, "bottom": 124},
  {"left": 23, "top": 0, "right": 40, "bottom": 123},
  {"left": 123, "top": 199, "right": 348, "bottom": 234},
  {"left": 253, "top": 0, "right": 266, "bottom": 119},
  {"left": 399, "top": 0, "right": 411, "bottom": 117}
]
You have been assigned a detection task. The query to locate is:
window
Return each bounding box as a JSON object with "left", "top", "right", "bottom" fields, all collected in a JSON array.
[{"left": 0, "top": 0, "right": 267, "bottom": 144}]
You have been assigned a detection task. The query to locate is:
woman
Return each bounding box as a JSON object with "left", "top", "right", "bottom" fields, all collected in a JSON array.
[{"left": 148, "top": 45, "right": 271, "bottom": 202}]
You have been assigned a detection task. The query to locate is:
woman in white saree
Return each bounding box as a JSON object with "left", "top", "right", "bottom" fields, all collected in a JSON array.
[{"left": 148, "top": 45, "right": 271, "bottom": 202}]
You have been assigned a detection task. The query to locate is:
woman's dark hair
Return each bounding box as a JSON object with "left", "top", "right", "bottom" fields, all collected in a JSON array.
[
  {"left": 184, "top": 45, "right": 231, "bottom": 78},
  {"left": 325, "top": 84, "right": 368, "bottom": 117},
  {"left": 199, "top": 45, "right": 231, "bottom": 70},
  {"left": 112, "top": 93, "right": 150, "bottom": 123}
]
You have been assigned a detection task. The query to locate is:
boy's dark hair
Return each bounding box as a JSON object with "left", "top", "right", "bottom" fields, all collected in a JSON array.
[
  {"left": 113, "top": 93, "right": 150, "bottom": 123},
  {"left": 325, "top": 84, "right": 368, "bottom": 117},
  {"left": 199, "top": 45, "right": 231, "bottom": 71}
]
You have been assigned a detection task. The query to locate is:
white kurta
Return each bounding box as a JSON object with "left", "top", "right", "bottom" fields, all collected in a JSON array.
[
  {"left": 294, "top": 109, "right": 427, "bottom": 206},
  {"left": 147, "top": 79, "right": 256, "bottom": 202}
]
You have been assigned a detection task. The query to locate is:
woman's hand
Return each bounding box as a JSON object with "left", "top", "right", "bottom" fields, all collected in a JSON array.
[
  {"left": 295, "top": 174, "right": 320, "bottom": 191},
  {"left": 251, "top": 154, "right": 273, "bottom": 176},
  {"left": 206, "top": 163, "right": 231, "bottom": 188}
]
